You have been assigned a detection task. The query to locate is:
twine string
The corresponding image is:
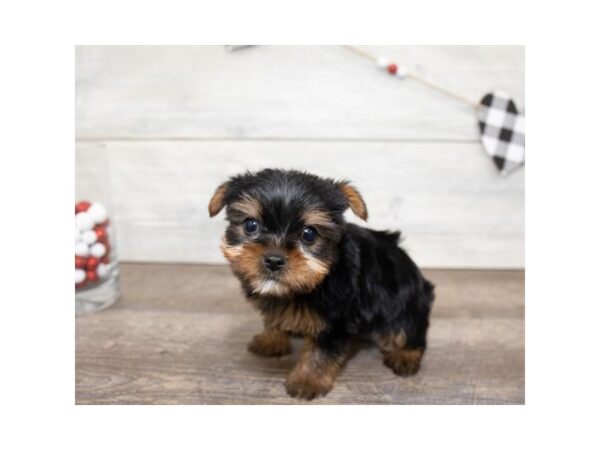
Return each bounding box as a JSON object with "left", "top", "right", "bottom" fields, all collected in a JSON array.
[{"left": 344, "top": 45, "right": 479, "bottom": 109}]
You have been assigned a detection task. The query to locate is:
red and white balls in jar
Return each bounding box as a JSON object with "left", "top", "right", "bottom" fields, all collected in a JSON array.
[{"left": 74, "top": 201, "right": 113, "bottom": 290}]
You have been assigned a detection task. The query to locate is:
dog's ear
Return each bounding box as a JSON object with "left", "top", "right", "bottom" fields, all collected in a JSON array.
[
  {"left": 208, "top": 182, "right": 230, "bottom": 217},
  {"left": 338, "top": 182, "right": 368, "bottom": 221}
]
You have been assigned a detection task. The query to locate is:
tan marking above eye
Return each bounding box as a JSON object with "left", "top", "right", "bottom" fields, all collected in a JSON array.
[
  {"left": 229, "top": 193, "right": 262, "bottom": 221},
  {"left": 301, "top": 209, "right": 335, "bottom": 228}
]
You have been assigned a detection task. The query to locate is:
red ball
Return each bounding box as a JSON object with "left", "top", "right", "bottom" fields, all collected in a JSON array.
[
  {"left": 101, "top": 255, "right": 111, "bottom": 264},
  {"left": 387, "top": 63, "right": 398, "bottom": 75},
  {"left": 75, "top": 256, "right": 87, "bottom": 269},
  {"left": 75, "top": 201, "right": 91, "bottom": 214},
  {"left": 76, "top": 280, "right": 87, "bottom": 290},
  {"left": 94, "top": 225, "right": 108, "bottom": 243},
  {"left": 86, "top": 269, "right": 99, "bottom": 283},
  {"left": 86, "top": 256, "right": 99, "bottom": 270}
]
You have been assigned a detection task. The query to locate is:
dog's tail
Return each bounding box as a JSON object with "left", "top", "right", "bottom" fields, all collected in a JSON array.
[{"left": 373, "top": 230, "right": 402, "bottom": 245}]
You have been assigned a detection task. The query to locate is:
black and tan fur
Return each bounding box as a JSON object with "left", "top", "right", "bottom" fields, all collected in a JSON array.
[{"left": 209, "top": 169, "right": 434, "bottom": 400}]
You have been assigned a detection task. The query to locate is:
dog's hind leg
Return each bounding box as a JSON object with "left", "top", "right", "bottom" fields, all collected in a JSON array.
[{"left": 376, "top": 330, "right": 424, "bottom": 376}]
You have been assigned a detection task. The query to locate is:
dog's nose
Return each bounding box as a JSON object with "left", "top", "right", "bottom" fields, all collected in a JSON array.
[{"left": 263, "top": 254, "right": 286, "bottom": 272}]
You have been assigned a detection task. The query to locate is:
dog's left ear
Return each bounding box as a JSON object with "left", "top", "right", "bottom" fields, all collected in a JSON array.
[
  {"left": 338, "top": 182, "right": 368, "bottom": 221},
  {"left": 208, "top": 182, "right": 230, "bottom": 217}
]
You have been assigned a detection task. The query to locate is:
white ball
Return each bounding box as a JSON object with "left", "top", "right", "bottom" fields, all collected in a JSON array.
[
  {"left": 75, "top": 269, "right": 86, "bottom": 284},
  {"left": 376, "top": 56, "right": 390, "bottom": 69},
  {"left": 81, "top": 229, "right": 98, "bottom": 245},
  {"left": 96, "top": 263, "right": 110, "bottom": 278},
  {"left": 90, "top": 242, "right": 107, "bottom": 258},
  {"left": 75, "top": 242, "right": 90, "bottom": 257},
  {"left": 75, "top": 228, "right": 83, "bottom": 244},
  {"left": 395, "top": 66, "right": 409, "bottom": 79},
  {"left": 75, "top": 212, "right": 94, "bottom": 231},
  {"left": 88, "top": 203, "right": 108, "bottom": 224}
]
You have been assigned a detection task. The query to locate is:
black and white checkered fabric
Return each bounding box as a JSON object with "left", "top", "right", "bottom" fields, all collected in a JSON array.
[{"left": 477, "top": 91, "right": 525, "bottom": 176}]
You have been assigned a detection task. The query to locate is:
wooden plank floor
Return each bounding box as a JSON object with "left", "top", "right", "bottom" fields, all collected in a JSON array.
[{"left": 76, "top": 263, "right": 524, "bottom": 404}]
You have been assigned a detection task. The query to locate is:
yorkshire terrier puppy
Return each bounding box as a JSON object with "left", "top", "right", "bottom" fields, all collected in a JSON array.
[{"left": 209, "top": 169, "right": 434, "bottom": 400}]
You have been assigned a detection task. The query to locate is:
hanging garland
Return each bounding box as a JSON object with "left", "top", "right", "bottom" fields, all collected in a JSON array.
[
  {"left": 226, "top": 45, "right": 525, "bottom": 176},
  {"left": 343, "top": 46, "right": 525, "bottom": 176}
]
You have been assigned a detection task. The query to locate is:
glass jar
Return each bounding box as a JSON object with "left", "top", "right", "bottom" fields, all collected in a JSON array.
[{"left": 75, "top": 144, "right": 120, "bottom": 315}]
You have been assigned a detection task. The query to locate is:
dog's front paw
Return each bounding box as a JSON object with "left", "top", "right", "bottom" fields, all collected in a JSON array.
[
  {"left": 247, "top": 330, "right": 292, "bottom": 357},
  {"left": 285, "top": 370, "right": 333, "bottom": 400},
  {"left": 383, "top": 348, "right": 423, "bottom": 376}
]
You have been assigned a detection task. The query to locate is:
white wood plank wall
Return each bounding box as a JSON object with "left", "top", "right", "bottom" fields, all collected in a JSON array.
[{"left": 75, "top": 46, "right": 524, "bottom": 268}]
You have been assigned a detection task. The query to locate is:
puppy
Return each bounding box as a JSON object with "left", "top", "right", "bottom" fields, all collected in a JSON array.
[{"left": 209, "top": 169, "right": 434, "bottom": 400}]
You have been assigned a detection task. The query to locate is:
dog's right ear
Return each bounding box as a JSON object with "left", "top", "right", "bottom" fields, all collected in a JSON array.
[{"left": 208, "top": 182, "right": 230, "bottom": 217}]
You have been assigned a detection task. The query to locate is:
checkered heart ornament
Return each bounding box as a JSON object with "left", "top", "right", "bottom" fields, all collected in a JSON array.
[{"left": 477, "top": 92, "right": 525, "bottom": 176}]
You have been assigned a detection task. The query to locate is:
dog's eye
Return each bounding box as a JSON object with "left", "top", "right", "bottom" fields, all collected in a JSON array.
[
  {"left": 244, "top": 218, "right": 259, "bottom": 234},
  {"left": 302, "top": 226, "right": 317, "bottom": 244}
]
